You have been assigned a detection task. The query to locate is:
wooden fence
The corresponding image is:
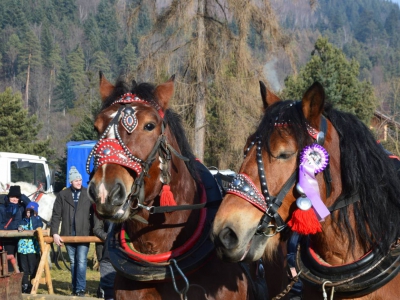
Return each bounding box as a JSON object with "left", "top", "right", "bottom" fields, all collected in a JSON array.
[{"left": 0, "top": 229, "right": 102, "bottom": 295}]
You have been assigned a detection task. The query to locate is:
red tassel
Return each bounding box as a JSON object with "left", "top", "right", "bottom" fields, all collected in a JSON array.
[
  {"left": 287, "top": 208, "right": 322, "bottom": 235},
  {"left": 160, "top": 185, "right": 177, "bottom": 206}
]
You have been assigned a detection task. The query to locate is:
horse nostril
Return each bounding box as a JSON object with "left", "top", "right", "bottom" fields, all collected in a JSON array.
[
  {"left": 110, "top": 183, "right": 126, "bottom": 206},
  {"left": 218, "top": 227, "right": 239, "bottom": 250}
]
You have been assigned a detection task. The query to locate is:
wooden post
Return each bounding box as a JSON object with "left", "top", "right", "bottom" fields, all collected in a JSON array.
[{"left": 31, "top": 228, "right": 53, "bottom": 295}]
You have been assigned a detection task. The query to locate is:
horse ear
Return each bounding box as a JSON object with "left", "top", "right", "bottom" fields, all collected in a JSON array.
[
  {"left": 154, "top": 75, "right": 175, "bottom": 110},
  {"left": 301, "top": 82, "right": 325, "bottom": 127},
  {"left": 260, "top": 81, "right": 280, "bottom": 111},
  {"left": 99, "top": 71, "right": 115, "bottom": 101}
]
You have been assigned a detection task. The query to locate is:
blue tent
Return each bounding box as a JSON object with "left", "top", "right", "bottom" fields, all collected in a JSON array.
[{"left": 66, "top": 140, "right": 97, "bottom": 187}]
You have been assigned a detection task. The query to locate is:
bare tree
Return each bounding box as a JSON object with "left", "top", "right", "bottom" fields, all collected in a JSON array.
[{"left": 130, "top": 0, "right": 294, "bottom": 168}]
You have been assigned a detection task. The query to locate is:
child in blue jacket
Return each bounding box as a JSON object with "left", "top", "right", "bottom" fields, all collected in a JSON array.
[{"left": 17, "top": 201, "right": 43, "bottom": 293}]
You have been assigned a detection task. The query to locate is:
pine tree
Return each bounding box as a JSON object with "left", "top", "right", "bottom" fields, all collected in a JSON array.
[
  {"left": 18, "top": 29, "right": 42, "bottom": 109},
  {"left": 83, "top": 16, "right": 102, "bottom": 53},
  {"left": 53, "top": 62, "right": 76, "bottom": 111},
  {"left": 283, "top": 37, "right": 376, "bottom": 124},
  {"left": 0, "top": 88, "right": 53, "bottom": 157},
  {"left": 120, "top": 42, "right": 137, "bottom": 75},
  {"left": 5, "top": 34, "right": 20, "bottom": 79},
  {"left": 91, "top": 51, "right": 111, "bottom": 77},
  {"left": 67, "top": 46, "right": 86, "bottom": 95}
]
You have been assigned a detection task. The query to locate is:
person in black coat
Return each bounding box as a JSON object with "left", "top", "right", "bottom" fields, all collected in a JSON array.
[
  {"left": 93, "top": 213, "right": 116, "bottom": 300},
  {"left": 49, "top": 166, "right": 93, "bottom": 297},
  {"left": 0, "top": 185, "right": 30, "bottom": 271}
]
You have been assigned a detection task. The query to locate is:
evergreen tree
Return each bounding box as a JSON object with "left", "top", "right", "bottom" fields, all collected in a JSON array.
[
  {"left": 41, "top": 20, "right": 54, "bottom": 69},
  {"left": 53, "top": 62, "right": 76, "bottom": 110},
  {"left": 283, "top": 37, "right": 377, "bottom": 124},
  {"left": 120, "top": 42, "right": 137, "bottom": 75},
  {"left": 70, "top": 103, "right": 101, "bottom": 141},
  {"left": 354, "top": 10, "right": 379, "bottom": 43},
  {"left": 18, "top": 29, "right": 42, "bottom": 109},
  {"left": 2, "top": 0, "right": 28, "bottom": 31},
  {"left": 0, "top": 88, "right": 53, "bottom": 157},
  {"left": 5, "top": 34, "right": 20, "bottom": 78},
  {"left": 83, "top": 16, "right": 102, "bottom": 53},
  {"left": 67, "top": 46, "right": 86, "bottom": 95},
  {"left": 385, "top": 7, "right": 400, "bottom": 47},
  {"left": 91, "top": 51, "right": 111, "bottom": 76}
]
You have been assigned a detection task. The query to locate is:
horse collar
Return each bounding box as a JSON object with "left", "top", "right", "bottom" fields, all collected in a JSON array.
[
  {"left": 295, "top": 236, "right": 400, "bottom": 297},
  {"left": 107, "top": 179, "right": 220, "bottom": 282}
]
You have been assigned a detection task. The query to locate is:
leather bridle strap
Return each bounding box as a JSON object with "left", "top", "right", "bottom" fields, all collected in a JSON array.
[{"left": 256, "top": 172, "right": 297, "bottom": 235}]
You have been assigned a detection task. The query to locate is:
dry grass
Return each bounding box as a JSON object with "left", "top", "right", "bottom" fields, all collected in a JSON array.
[{"left": 37, "top": 243, "right": 100, "bottom": 297}]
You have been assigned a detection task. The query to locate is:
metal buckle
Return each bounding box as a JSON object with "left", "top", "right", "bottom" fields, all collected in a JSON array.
[{"left": 266, "top": 206, "right": 275, "bottom": 218}]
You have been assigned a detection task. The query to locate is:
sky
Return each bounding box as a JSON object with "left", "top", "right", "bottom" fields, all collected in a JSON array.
[{"left": 390, "top": 0, "right": 400, "bottom": 6}]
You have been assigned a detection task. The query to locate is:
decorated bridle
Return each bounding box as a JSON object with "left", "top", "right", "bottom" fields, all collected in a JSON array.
[
  {"left": 226, "top": 101, "right": 332, "bottom": 237},
  {"left": 87, "top": 93, "right": 215, "bottom": 216},
  {"left": 86, "top": 93, "right": 191, "bottom": 212}
]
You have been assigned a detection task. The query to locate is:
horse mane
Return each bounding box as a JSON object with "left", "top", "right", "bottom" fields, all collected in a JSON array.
[
  {"left": 256, "top": 100, "right": 400, "bottom": 253},
  {"left": 326, "top": 106, "right": 400, "bottom": 253},
  {"left": 101, "top": 77, "right": 198, "bottom": 181}
]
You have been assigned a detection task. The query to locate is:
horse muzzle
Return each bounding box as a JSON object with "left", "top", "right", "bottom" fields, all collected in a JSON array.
[
  {"left": 211, "top": 225, "right": 267, "bottom": 263},
  {"left": 88, "top": 179, "right": 131, "bottom": 222}
]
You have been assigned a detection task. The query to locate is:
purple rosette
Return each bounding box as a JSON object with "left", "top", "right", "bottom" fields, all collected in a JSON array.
[
  {"left": 300, "top": 144, "right": 329, "bottom": 174},
  {"left": 298, "top": 143, "right": 331, "bottom": 221}
]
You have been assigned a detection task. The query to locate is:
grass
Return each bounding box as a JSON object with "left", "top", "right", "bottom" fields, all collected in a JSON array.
[{"left": 37, "top": 243, "right": 100, "bottom": 297}]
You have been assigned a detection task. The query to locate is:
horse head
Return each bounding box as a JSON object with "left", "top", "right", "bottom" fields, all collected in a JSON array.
[
  {"left": 211, "top": 82, "right": 343, "bottom": 262},
  {"left": 88, "top": 73, "right": 196, "bottom": 225}
]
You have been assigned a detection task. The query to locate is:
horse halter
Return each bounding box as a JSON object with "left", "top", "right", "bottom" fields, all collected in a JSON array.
[
  {"left": 87, "top": 93, "right": 185, "bottom": 210},
  {"left": 226, "top": 112, "right": 330, "bottom": 237}
]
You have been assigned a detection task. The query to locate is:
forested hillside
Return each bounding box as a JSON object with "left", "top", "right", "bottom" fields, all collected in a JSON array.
[{"left": 0, "top": 0, "right": 399, "bottom": 175}]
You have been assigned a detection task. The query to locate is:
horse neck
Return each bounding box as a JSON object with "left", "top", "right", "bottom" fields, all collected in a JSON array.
[
  {"left": 129, "top": 132, "right": 200, "bottom": 254},
  {"left": 308, "top": 126, "right": 366, "bottom": 265}
]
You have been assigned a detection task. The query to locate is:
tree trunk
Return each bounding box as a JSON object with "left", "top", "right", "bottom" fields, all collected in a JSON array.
[
  {"left": 25, "top": 53, "right": 31, "bottom": 110},
  {"left": 47, "top": 69, "right": 53, "bottom": 139},
  {"left": 194, "top": 0, "right": 206, "bottom": 162}
]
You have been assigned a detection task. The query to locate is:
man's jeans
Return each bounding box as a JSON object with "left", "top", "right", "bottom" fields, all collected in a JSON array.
[{"left": 66, "top": 243, "right": 89, "bottom": 293}]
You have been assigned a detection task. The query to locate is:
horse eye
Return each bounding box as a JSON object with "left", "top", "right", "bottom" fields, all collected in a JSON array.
[
  {"left": 277, "top": 152, "right": 295, "bottom": 160},
  {"left": 144, "top": 123, "right": 156, "bottom": 131}
]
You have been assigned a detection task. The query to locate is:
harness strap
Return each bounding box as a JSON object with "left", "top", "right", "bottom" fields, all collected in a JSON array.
[{"left": 328, "top": 193, "right": 359, "bottom": 212}]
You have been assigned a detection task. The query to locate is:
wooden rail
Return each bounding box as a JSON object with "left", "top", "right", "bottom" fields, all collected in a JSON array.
[{"left": 0, "top": 229, "right": 102, "bottom": 295}]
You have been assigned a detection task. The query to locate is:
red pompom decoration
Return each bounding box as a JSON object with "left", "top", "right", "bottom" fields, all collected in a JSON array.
[
  {"left": 287, "top": 208, "right": 322, "bottom": 235},
  {"left": 160, "top": 185, "right": 177, "bottom": 206}
]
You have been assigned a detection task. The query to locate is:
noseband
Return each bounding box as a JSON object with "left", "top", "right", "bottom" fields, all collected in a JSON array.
[{"left": 226, "top": 112, "right": 330, "bottom": 237}]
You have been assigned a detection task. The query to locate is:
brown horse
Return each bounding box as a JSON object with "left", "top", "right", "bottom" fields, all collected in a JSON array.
[
  {"left": 87, "top": 73, "right": 264, "bottom": 300},
  {"left": 211, "top": 82, "right": 400, "bottom": 299}
]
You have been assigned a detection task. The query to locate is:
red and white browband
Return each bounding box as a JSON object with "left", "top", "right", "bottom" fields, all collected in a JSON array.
[
  {"left": 113, "top": 93, "right": 164, "bottom": 118},
  {"left": 87, "top": 93, "right": 164, "bottom": 175}
]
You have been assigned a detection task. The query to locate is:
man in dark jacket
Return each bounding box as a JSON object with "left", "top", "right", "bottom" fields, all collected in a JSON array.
[{"left": 49, "top": 166, "right": 93, "bottom": 297}]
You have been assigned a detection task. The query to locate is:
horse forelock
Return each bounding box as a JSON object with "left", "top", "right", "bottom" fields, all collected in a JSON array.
[
  {"left": 101, "top": 79, "right": 157, "bottom": 110},
  {"left": 255, "top": 100, "right": 310, "bottom": 156}
]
